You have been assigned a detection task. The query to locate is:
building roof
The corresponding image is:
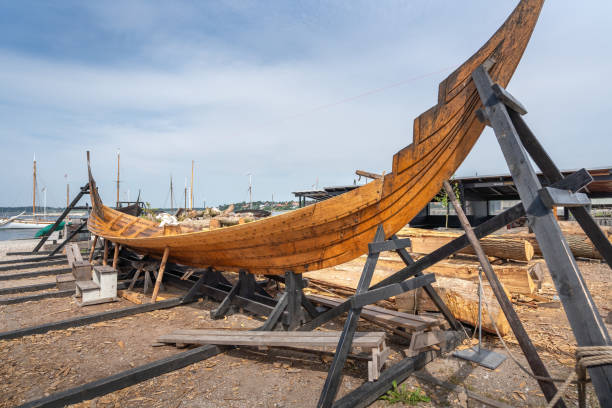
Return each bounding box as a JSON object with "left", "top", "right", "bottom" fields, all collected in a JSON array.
[
  {"left": 459, "top": 167, "right": 612, "bottom": 200},
  {"left": 292, "top": 167, "right": 612, "bottom": 203}
]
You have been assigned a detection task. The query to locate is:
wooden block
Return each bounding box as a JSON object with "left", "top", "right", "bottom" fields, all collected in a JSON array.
[
  {"left": 56, "top": 273, "right": 76, "bottom": 290},
  {"left": 72, "top": 261, "right": 93, "bottom": 281}
]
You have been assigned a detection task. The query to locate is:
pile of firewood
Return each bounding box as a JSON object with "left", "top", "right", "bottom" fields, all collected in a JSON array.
[{"left": 174, "top": 204, "right": 269, "bottom": 231}]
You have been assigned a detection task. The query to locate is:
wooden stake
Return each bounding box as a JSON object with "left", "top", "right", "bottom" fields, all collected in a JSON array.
[
  {"left": 102, "top": 240, "right": 108, "bottom": 266},
  {"left": 88, "top": 236, "right": 98, "bottom": 263},
  {"left": 151, "top": 247, "right": 170, "bottom": 303},
  {"left": 112, "top": 244, "right": 121, "bottom": 270},
  {"left": 128, "top": 265, "right": 143, "bottom": 291}
]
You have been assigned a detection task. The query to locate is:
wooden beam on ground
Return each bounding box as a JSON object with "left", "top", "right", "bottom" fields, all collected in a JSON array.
[
  {"left": 0, "top": 259, "right": 66, "bottom": 272},
  {"left": 0, "top": 267, "right": 71, "bottom": 281},
  {"left": 0, "top": 255, "right": 66, "bottom": 266},
  {"left": 151, "top": 247, "right": 170, "bottom": 303},
  {"left": 0, "top": 298, "right": 183, "bottom": 340},
  {"left": 0, "top": 282, "right": 55, "bottom": 295}
]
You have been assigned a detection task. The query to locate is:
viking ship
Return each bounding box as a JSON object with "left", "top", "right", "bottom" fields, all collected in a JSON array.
[{"left": 87, "top": 0, "right": 544, "bottom": 275}]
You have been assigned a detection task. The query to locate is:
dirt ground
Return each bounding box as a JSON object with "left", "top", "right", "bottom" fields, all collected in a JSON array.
[{"left": 0, "top": 239, "right": 610, "bottom": 407}]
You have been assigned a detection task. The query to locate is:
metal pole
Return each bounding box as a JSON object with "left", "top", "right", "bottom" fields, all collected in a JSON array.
[
  {"left": 190, "top": 160, "right": 194, "bottom": 210},
  {"left": 116, "top": 149, "right": 120, "bottom": 208},
  {"left": 33, "top": 154, "right": 36, "bottom": 219}
]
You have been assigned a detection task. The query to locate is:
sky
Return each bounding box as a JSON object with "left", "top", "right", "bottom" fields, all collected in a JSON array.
[{"left": 0, "top": 1, "right": 610, "bottom": 208}]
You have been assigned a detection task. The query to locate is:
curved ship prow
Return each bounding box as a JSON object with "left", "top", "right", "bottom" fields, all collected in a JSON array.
[{"left": 87, "top": 0, "right": 545, "bottom": 275}]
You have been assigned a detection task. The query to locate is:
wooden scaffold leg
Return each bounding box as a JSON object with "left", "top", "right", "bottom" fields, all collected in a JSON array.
[
  {"left": 151, "top": 247, "right": 170, "bottom": 303},
  {"left": 88, "top": 235, "right": 98, "bottom": 263}
]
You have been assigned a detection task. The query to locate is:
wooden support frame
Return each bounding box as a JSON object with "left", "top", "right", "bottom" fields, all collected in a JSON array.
[
  {"left": 48, "top": 221, "right": 88, "bottom": 257},
  {"left": 508, "top": 109, "right": 612, "bottom": 268},
  {"left": 32, "top": 184, "right": 89, "bottom": 253},
  {"left": 443, "top": 180, "right": 565, "bottom": 407},
  {"left": 472, "top": 65, "right": 612, "bottom": 406},
  {"left": 317, "top": 225, "right": 453, "bottom": 407},
  {"left": 151, "top": 247, "right": 169, "bottom": 303},
  {"left": 210, "top": 269, "right": 278, "bottom": 321}
]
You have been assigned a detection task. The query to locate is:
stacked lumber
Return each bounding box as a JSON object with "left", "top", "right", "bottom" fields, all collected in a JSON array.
[
  {"left": 396, "top": 227, "right": 534, "bottom": 262},
  {"left": 304, "top": 257, "right": 519, "bottom": 335},
  {"left": 376, "top": 255, "right": 542, "bottom": 296}
]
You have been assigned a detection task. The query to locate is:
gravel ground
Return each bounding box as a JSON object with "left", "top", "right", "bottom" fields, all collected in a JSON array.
[{"left": 0, "top": 238, "right": 609, "bottom": 407}]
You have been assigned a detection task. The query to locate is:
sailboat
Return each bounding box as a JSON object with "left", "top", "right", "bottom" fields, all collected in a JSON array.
[
  {"left": 86, "top": 0, "right": 544, "bottom": 275},
  {"left": 1, "top": 155, "right": 55, "bottom": 229}
]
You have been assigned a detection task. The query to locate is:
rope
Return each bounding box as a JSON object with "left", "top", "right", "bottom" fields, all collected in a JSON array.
[
  {"left": 476, "top": 282, "right": 612, "bottom": 407},
  {"left": 545, "top": 346, "right": 612, "bottom": 408}
]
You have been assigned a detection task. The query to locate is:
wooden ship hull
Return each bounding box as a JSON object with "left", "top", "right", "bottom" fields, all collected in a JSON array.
[{"left": 87, "top": 0, "right": 544, "bottom": 275}]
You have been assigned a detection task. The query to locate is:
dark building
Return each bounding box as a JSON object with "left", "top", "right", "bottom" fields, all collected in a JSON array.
[{"left": 293, "top": 167, "right": 612, "bottom": 228}]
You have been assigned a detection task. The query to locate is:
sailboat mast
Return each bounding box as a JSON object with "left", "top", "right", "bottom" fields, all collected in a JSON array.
[
  {"left": 190, "top": 160, "right": 194, "bottom": 210},
  {"left": 65, "top": 174, "right": 69, "bottom": 207},
  {"left": 170, "top": 175, "right": 174, "bottom": 211},
  {"left": 116, "top": 149, "right": 120, "bottom": 207},
  {"left": 248, "top": 173, "right": 253, "bottom": 209},
  {"left": 33, "top": 154, "right": 36, "bottom": 218}
]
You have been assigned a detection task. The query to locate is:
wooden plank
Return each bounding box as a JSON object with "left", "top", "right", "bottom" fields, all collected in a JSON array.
[
  {"left": 157, "top": 331, "right": 385, "bottom": 348},
  {"left": 307, "top": 294, "right": 437, "bottom": 332}
]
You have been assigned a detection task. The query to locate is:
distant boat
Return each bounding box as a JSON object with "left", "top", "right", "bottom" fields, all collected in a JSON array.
[
  {"left": 0, "top": 212, "right": 25, "bottom": 228},
  {"left": 0, "top": 155, "right": 56, "bottom": 230},
  {"left": 0, "top": 218, "right": 54, "bottom": 229}
]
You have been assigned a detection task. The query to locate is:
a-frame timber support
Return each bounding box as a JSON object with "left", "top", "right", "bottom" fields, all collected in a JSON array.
[
  {"left": 32, "top": 184, "right": 90, "bottom": 254},
  {"left": 471, "top": 63, "right": 612, "bottom": 407},
  {"left": 315, "top": 225, "right": 452, "bottom": 408}
]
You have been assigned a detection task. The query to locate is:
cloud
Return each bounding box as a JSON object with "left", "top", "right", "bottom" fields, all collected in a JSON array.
[{"left": 0, "top": 1, "right": 610, "bottom": 207}]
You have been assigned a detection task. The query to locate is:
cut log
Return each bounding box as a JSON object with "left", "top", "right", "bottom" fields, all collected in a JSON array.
[
  {"left": 376, "top": 255, "right": 540, "bottom": 295},
  {"left": 396, "top": 276, "right": 511, "bottom": 336},
  {"left": 216, "top": 216, "right": 253, "bottom": 227},
  {"left": 508, "top": 231, "right": 612, "bottom": 260},
  {"left": 397, "top": 227, "right": 534, "bottom": 262}
]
